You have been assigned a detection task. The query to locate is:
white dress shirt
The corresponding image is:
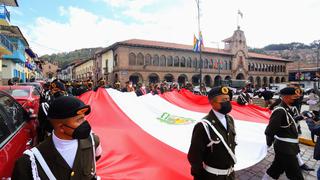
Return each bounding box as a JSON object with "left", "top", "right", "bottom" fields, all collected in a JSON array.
[
  {"left": 52, "top": 131, "right": 78, "bottom": 168},
  {"left": 212, "top": 109, "right": 227, "bottom": 130}
]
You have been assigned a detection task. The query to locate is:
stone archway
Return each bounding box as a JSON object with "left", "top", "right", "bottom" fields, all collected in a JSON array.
[
  {"left": 129, "top": 73, "right": 143, "bottom": 85},
  {"left": 281, "top": 77, "right": 286, "bottom": 82},
  {"left": 214, "top": 75, "right": 222, "bottom": 87},
  {"left": 269, "top": 77, "right": 274, "bottom": 84},
  {"left": 178, "top": 74, "right": 188, "bottom": 85},
  {"left": 256, "top": 76, "right": 261, "bottom": 88},
  {"left": 275, "top": 77, "right": 280, "bottom": 83},
  {"left": 148, "top": 73, "right": 160, "bottom": 84},
  {"left": 192, "top": 74, "right": 201, "bottom": 85},
  {"left": 236, "top": 73, "right": 245, "bottom": 80},
  {"left": 164, "top": 74, "right": 174, "bottom": 82},
  {"left": 204, "top": 75, "right": 212, "bottom": 87},
  {"left": 263, "top": 77, "right": 268, "bottom": 87},
  {"left": 248, "top": 76, "right": 254, "bottom": 84}
]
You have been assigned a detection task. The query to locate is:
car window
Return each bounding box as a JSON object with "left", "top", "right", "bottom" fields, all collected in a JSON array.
[
  {"left": 0, "top": 94, "right": 25, "bottom": 132},
  {"left": 32, "top": 89, "right": 40, "bottom": 96},
  {"left": 0, "top": 113, "right": 11, "bottom": 146},
  {"left": 3, "top": 89, "right": 30, "bottom": 97}
]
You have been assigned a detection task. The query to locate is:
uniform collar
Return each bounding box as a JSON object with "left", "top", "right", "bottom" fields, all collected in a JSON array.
[{"left": 212, "top": 109, "right": 226, "bottom": 120}]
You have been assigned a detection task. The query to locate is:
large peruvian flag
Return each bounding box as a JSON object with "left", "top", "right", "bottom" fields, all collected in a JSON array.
[{"left": 79, "top": 88, "right": 271, "bottom": 180}]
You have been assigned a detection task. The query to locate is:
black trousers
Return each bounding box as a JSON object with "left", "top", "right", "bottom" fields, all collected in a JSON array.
[{"left": 266, "top": 152, "right": 304, "bottom": 180}]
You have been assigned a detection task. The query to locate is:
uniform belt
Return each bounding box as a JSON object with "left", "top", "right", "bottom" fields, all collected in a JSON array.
[
  {"left": 274, "top": 135, "right": 299, "bottom": 143},
  {"left": 203, "top": 163, "right": 234, "bottom": 176}
]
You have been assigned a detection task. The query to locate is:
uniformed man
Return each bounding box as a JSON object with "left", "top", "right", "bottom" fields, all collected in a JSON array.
[
  {"left": 38, "top": 80, "right": 68, "bottom": 141},
  {"left": 263, "top": 87, "right": 305, "bottom": 180},
  {"left": 237, "top": 87, "right": 252, "bottom": 105},
  {"left": 188, "top": 86, "right": 236, "bottom": 180},
  {"left": 12, "top": 96, "right": 102, "bottom": 180}
]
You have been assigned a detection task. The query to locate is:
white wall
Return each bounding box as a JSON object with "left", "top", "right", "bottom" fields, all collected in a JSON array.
[{"left": 101, "top": 50, "right": 114, "bottom": 74}]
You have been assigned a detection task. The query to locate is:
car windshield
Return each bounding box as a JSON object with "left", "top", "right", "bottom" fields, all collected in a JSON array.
[{"left": 3, "top": 89, "right": 30, "bottom": 97}]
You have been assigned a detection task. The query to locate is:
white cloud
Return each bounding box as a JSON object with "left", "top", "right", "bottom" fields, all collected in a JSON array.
[
  {"left": 24, "top": 0, "right": 320, "bottom": 56},
  {"left": 59, "top": 6, "right": 67, "bottom": 16}
]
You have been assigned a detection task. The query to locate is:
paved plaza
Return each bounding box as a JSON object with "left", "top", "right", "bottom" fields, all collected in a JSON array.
[
  {"left": 235, "top": 105, "right": 319, "bottom": 180},
  {"left": 236, "top": 144, "right": 318, "bottom": 180}
]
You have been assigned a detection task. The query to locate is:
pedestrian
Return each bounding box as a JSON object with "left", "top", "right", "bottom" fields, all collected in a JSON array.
[
  {"left": 305, "top": 111, "right": 320, "bottom": 180},
  {"left": 12, "top": 96, "right": 102, "bottom": 179},
  {"left": 307, "top": 89, "right": 320, "bottom": 120},
  {"left": 263, "top": 87, "right": 305, "bottom": 180},
  {"left": 188, "top": 86, "right": 236, "bottom": 180}
]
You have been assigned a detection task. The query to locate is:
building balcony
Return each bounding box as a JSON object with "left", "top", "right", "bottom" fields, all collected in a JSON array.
[
  {"left": 0, "top": 33, "right": 14, "bottom": 55},
  {"left": 3, "top": 48, "right": 26, "bottom": 63},
  {"left": 0, "top": 5, "right": 10, "bottom": 25}
]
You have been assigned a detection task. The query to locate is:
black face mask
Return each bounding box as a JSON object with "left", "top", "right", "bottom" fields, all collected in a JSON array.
[
  {"left": 290, "top": 98, "right": 300, "bottom": 107},
  {"left": 64, "top": 121, "right": 91, "bottom": 139},
  {"left": 218, "top": 101, "right": 232, "bottom": 115}
]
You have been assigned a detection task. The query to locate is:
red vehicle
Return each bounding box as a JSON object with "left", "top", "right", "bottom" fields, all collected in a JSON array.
[
  {"left": 0, "top": 86, "right": 41, "bottom": 116},
  {"left": 0, "top": 90, "right": 38, "bottom": 178},
  {"left": 18, "top": 82, "right": 44, "bottom": 96}
]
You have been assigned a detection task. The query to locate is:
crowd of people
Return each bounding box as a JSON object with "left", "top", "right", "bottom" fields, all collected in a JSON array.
[{"left": 8, "top": 76, "right": 320, "bottom": 180}]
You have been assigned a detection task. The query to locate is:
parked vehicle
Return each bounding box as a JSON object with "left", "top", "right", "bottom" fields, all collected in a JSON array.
[
  {"left": 0, "top": 90, "right": 38, "bottom": 178},
  {"left": 0, "top": 86, "right": 41, "bottom": 116},
  {"left": 17, "top": 82, "right": 44, "bottom": 95}
]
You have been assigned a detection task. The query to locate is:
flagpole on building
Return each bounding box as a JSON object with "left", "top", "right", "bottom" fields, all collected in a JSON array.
[{"left": 195, "top": 0, "right": 202, "bottom": 86}]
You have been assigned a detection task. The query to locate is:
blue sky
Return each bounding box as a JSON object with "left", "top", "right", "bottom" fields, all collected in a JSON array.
[{"left": 7, "top": 0, "right": 320, "bottom": 56}]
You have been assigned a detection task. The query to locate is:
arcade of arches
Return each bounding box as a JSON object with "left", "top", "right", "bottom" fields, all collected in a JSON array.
[{"left": 127, "top": 72, "right": 286, "bottom": 88}]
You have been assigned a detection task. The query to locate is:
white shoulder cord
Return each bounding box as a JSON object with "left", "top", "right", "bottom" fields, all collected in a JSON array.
[
  {"left": 30, "top": 148, "right": 57, "bottom": 180},
  {"left": 239, "top": 93, "right": 248, "bottom": 104},
  {"left": 272, "top": 107, "right": 298, "bottom": 132},
  {"left": 201, "top": 119, "right": 237, "bottom": 164},
  {"left": 24, "top": 150, "right": 41, "bottom": 180},
  {"left": 90, "top": 133, "right": 97, "bottom": 176},
  {"left": 24, "top": 148, "right": 56, "bottom": 180}
]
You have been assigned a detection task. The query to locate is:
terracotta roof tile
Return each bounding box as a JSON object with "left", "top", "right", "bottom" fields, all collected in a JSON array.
[
  {"left": 118, "top": 39, "right": 290, "bottom": 62},
  {"left": 248, "top": 52, "right": 290, "bottom": 61},
  {"left": 120, "top": 39, "right": 232, "bottom": 55}
]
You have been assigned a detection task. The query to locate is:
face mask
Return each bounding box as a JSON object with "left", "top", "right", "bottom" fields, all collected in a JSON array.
[
  {"left": 64, "top": 120, "right": 91, "bottom": 139},
  {"left": 218, "top": 101, "right": 232, "bottom": 115},
  {"left": 290, "top": 98, "right": 300, "bottom": 107}
]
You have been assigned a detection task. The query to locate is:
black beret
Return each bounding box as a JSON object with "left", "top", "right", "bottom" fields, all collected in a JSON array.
[
  {"left": 208, "top": 86, "right": 232, "bottom": 100},
  {"left": 48, "top": 96, "right": 91, "bottom": 119},
  {"left": 280, "top": 87, "right": 301, "bottom": 96},
  {"left": 51, "top": 81, "right": 66, "bottom": 91}
]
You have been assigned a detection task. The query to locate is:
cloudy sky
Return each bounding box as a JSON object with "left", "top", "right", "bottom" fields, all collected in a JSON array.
[{"left": 9, "top": 0, "right": 320, "bottom": 55}]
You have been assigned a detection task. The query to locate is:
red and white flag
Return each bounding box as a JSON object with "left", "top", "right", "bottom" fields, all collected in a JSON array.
[{"left": 80, "top": 88, "right": 270, "bottom": 180}]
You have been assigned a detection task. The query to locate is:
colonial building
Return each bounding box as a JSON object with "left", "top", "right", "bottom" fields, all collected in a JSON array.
[
  {"left": 95, "top": 28, "right": 291, "bottom": 88},
  {"left": 57, "top": 61, "right": 78, "bottom": 81},
  {"left": 41, "top": 61, "right": 58, "bottom": 79},
  {"left": 73, "top": 58, "right": 94, "bottom": 81}
]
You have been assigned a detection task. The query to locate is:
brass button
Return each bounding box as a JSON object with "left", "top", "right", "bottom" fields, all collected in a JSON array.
[{"left": 71, "top": 171, "right": 75, "bottom": 176}]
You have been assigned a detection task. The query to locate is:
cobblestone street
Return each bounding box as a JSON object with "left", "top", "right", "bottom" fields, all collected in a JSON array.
[{"left": 236, "top": 144, "right": 319, "bottom": 180}]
